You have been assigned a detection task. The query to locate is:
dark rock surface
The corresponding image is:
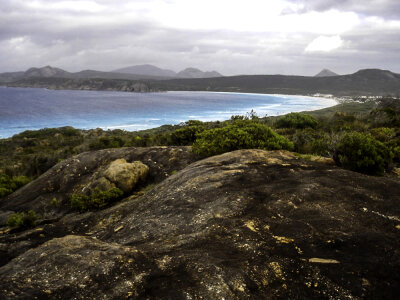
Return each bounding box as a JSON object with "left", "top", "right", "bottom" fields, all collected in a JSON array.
[{"left": 0, "top": 149, "right": 399, "bottom": 299}]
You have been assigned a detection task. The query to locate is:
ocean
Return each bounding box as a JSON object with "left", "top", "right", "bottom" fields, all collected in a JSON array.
[{"left": 0, "top": 86, "right": 337, "bottom": 138}]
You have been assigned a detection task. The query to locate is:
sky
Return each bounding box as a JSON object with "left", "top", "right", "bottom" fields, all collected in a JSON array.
[{"left": 0, "top": 0, "right": 399, "bottom": 76}]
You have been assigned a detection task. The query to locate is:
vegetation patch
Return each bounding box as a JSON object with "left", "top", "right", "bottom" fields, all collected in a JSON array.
[
  {"left": 0, "top": 174, "right": 30, "bottom": 199},
  {"left": 276, "top": 113, "right": 318, "bottom": 129},
  {"left": 192, "top": 119, "right": 294, "bottom": 157},
  {"left": 70, "top": 187, "right": 124, "bottom": 212},
  {"left": 170, "top": 120, "right": 208, "bottom": 145},
  {"left": 7, "top": 210, "right": 37, "bottom": 229},
  {"left": 334, "top": 132, "right": 393, "bottom": 175}
]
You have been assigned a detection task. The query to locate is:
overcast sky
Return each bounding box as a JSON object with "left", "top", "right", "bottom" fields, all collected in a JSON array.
[{"left": 1, "top": 0, "right": 399, "bottom": 75}]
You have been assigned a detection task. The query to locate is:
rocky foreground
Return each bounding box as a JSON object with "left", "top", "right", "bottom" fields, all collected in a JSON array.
[{"left": 0, "top": 147, "right": 399, "bottom": 299}]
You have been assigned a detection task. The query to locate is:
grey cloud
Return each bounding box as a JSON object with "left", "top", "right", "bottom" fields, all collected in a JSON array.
[
  {"left": 288, "top": 0, "right": 400, "bottom": 19},
  {"left": 0, "top": 0, "right": 399, "bottom": 75}
]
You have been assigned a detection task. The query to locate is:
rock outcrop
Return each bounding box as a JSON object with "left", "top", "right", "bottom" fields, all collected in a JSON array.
[
  {"left": 94, "top": 159, "right": 149, "bottom": 193},
  {"left": 0, "top": 149, "right": 399, "bottom": 299},
  {"left": 0, "top": 146, "right": 196, "bottom": 220}
]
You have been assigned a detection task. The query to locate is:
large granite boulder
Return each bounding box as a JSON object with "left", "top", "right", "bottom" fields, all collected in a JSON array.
[
  {"left": 101, "top": 159, "right": 149, "bottom": 193},
  {"left": 0, "top": 149, "right": 399, "bottom": 299},
  {"left": 83, "top": 159, "right": 149, "bottom": 195}
]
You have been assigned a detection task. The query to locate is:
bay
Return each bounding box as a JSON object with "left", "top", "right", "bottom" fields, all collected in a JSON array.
[{"left": 0, "top": 86, "right": 337, "bottom": 138}]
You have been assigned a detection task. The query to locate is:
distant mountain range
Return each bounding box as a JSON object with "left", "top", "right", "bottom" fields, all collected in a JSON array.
[
  {"left": 314, "top": 69, "right": 338, "bottom": 77},
  {"left": 1, "top": 66, "right": 399, "bottom": 96},
  {"left": 0, "top": 66, "right": 173, "bottom": 83},
  {"left": 0, "top": 65, "right": 224, "bottom": 83},
  {"left": 113, "top": 64, "right": 223, "bottom": 79}
]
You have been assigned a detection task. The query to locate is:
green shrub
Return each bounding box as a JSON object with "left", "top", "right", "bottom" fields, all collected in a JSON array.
[
  {"left": 60, "top": 127, "right": 82, "bottom": 137},
  {"left": 0, "top": 174, "right": 30, "bottom": 199},
  {"left": 89, "top": 136, "right": 126, "bottom": 150},
  {"left": 290, "top": 128, "right": 316, "bottom": 154},
  {"left": 70, "top": 187, "right": 124, "bottom": 212},
  {"left": 0, "top": 187, "right": 13, "bottom": 198},
  {"left": 311, "top": 138, "right": 331, "bottom": 156},
  {"left": 334, "top": 132, "right": 393, "bottom": 175},
  {"left": 370, "top": 102, "right": 400, "bottom": 127},
  {"left": 192, "top": 120, "right": 293, "bottom": 157},
  {"left": 11, "top": 176, "right": 30, "bottom": 188},
  {"left": 171, "top": 120, "right": 206, "bottom": 146},
  {"left": 371, "top": 127, "right": 396, "bottom": 143},
  {"left": 7, "top": 210, "right": 37, "bottom": 229},
  {"left": 276, "top": 113, "right": 318, "bottom": 129}
]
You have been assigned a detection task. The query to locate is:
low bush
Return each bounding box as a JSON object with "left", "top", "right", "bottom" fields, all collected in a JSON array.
[
  {"left": 89, "top": 136, "right": 126, "bottom": 150},
  {"left": 371, "top": 127, "right": 396, "bottom": 143},
  {"left": 0, "top": 174, "right": 30, "bottom": 198},
  {"left": 276, "top": 113, "right": 318, "bottom": 129},
  {"left": 70, "top": 187, "right": 124, "bottom": 212},
  {"left": 7, "top": 210, "right": 37, "bottom": 229},
  {"left": 192, "top": 119, "right": 293, "bottom": 157},
  {"left": 370, "top": 100, "right": 400, "bottom": 127},
  {"left": 334, "top": 132, "right": 393, "bottom": 175},
  {"left": 170, "top": 120, "right": 206, "bottom": 145}
]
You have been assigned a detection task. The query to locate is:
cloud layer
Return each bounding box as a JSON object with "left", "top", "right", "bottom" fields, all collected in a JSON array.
[{"left": 0, "top": 0, "right": 399, "bottom": 75}]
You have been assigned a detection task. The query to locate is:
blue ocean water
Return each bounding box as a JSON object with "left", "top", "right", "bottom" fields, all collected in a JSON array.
[{"left": 0, "top": 86, "right": 337, "bottom": 138}]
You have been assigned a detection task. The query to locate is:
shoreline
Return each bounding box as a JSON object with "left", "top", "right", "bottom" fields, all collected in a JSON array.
[
  {"left": 0, "top": 89, "right": 346, "bottom": 139},
  {"left": 3, "top": 85, "right": 382, "bottom": 105}
]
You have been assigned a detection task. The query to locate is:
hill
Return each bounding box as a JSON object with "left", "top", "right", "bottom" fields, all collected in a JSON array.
[
  {"left": 113, "top": 64, "right": 177, "bottom": 78},
  {"left": 177, "top": 67, "right": 223, "bottom": 78},
  {"left": 152, "top": 69, "right": 400, "bottom": 96},
  {"left": 0, "top": 71, "right": 24, "bottom": 83},
  {"left": 314, "top": 69, "right": 338, "bottom": 77},
  {"left": 24, "top": 66, "right": 70, "bottom": 78}
]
